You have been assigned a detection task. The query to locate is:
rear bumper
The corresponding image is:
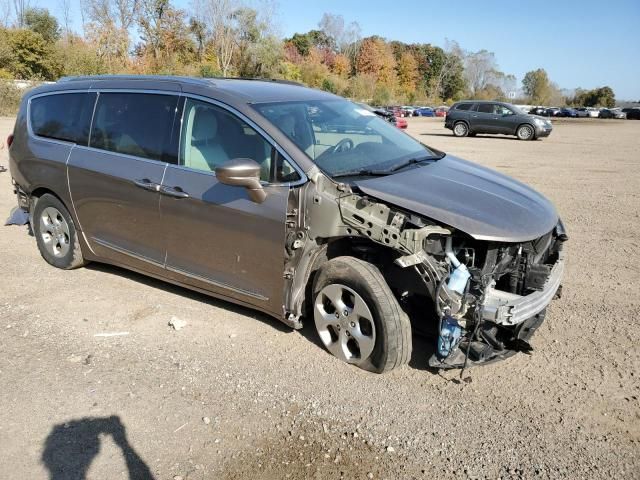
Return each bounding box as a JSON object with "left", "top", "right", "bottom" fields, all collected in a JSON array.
[{"left": 482, "top": 251, "right": 564, "bottom": 326}]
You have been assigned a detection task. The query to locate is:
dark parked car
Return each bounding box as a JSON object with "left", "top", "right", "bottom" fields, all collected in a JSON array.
[
  {"left": 7, "top": 75, "right": 566, "bottom": 372},
  {"left": 445, "top": 100, "right": 553, "bottom": 140},
  {"left": 558, "top": 108, "right": 577, "bottom": 118},
  {"left": 357, "top": 103, "right": 407, "bottom": 129},
  {"left": 599, "top": 108, "right": 626, "bottom": 119},
  {"left": 528, "top": 107, "right": 547, "bottom": 116},
  {"left": 622, "top": 108, "right": 640, "bottom": 120}
]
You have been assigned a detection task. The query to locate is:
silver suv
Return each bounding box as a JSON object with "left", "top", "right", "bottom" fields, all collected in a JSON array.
[{"left": 445, "top": 101, "right": 553, "bottom": 140}]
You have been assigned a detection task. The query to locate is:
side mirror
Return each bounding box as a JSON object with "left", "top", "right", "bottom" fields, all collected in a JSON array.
[{"left": 215, "top": 158, "right": 266, "bottom": 203}]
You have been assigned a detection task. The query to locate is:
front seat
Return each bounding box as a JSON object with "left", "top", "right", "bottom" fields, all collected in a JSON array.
[{"left": 186, "top": 108, "right": 229, "bottom": 172}]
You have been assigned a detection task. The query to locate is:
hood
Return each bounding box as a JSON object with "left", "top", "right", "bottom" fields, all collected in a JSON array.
[{"left": 355, "top": 155, "right": 558, "bottom": 243}]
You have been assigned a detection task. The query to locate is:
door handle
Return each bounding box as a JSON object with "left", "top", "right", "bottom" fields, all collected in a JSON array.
[
  {"left": 133, "top": 178, "right": 160, "bottom": 191},
  {"left": 471, "top": 114, "right": 479, "bottom": 118},
  {"left": 160, "top": 185, "right": 190, "bottom": 199}
]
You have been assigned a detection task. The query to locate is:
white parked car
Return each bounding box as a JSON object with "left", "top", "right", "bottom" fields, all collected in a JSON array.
[
  {"left": 586, "top": 107, "right": 600, "bottom": 118},
  {"left": 575, "top": 108, "right": 590, "bottom": 118}
]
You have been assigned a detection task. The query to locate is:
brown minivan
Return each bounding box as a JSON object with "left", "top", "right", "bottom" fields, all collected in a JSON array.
[{"left": 8, "top": 75, "right": 567, "bottom": 372}]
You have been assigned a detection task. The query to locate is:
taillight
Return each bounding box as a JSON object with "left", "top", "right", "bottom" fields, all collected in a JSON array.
[{"left": 6, "top": 134, "right": 13, "bottom": 148}]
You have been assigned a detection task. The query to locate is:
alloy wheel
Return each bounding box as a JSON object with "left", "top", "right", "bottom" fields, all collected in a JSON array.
[{"left": 314, "top": 283, "right": 376, "bottom": 365}]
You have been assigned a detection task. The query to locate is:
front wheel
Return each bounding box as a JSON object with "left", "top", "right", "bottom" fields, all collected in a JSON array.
[
  {"left": 312, "top": 256, "right": 412, "bottom": 373},
  {"left": 33, "top": 193, "right": 86, "bottom": 269},
  {"left": 516, "top": 124, "right": 535, "bottom": 140},
  {"left": 453, "top": 121, "right": 469, "bottom": 137}
]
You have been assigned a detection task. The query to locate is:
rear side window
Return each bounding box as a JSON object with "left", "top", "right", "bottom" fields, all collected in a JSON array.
[
  {"left": 477, "top": 103, "right": 494, "bottom": 114},
  {"left": 90, "top": 93, "right": 178, "bottom": 162},
  {"left": 30, "top": 93, "right": 96, "bottom": 145},
  {"left": 455, "top": 103, "right": 473, "bottom": 111}
]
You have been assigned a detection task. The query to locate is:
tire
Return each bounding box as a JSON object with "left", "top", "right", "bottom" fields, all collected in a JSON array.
[
  {"left": 453, "top": 121, "right": 469, "bottom": 137},
  {"left": 33, "top": 193, "right": 86, "bottom": 269},
  {"left": 516, "top": 124, "right": 535, "bottom": 140},
  {"left": 312, "top": 256, "right": 412, "bottom": 373}
]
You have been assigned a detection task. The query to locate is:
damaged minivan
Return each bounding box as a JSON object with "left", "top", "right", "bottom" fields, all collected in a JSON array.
[{"left": 8, "top": 76, "right": 567, "bottom": 372}]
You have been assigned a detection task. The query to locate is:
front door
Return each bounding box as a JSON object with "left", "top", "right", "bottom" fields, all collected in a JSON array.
[
  {"left": 470, "top": 103, "right": 500, "bottom": 134},
  {"left": 159, "top": 98, "right": 298, "bottom": 315},
  {"left": 68, "top": 91, "right": 179, "bottom": 270}
]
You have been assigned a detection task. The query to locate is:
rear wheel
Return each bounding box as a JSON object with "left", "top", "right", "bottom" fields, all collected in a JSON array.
[
  {"left": 312, "top": 256, "right": 412, "bottom": 373},
  {"left": 516, "top": 124, "right": 535, "bottom": 140},
  {"left": 453, "top": 121, "right": 469, "bottom": 137},
  {"left": 33, "top": 194, "right": 86, "bottom": 269}
]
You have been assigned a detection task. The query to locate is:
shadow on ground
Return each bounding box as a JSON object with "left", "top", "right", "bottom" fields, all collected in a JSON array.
[
  {"left": 86, "top": 262, "right": 291, "bottom": 333},
  {"left": 420, "top": 133, "right": 518, "bottom": 140},
  {"left": 42, "top": 415, "right": 154, "bottom": 480},
  {"left": 88, "top": 263, "right": 443, "bottom": 374}
]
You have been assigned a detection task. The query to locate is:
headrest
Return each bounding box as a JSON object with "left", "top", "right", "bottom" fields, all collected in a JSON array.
[{"left": 192, "top": 108, "right": 218, "bottom": 142}]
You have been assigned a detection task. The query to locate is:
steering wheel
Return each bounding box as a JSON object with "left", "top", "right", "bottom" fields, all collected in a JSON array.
[{"left": 329, "top": 138, "right": 354, "bottom": 155}]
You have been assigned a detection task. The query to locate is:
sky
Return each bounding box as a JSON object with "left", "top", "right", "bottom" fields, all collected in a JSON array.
[{"left": 38, "top": 0, "right": 640, "bottom": 99}]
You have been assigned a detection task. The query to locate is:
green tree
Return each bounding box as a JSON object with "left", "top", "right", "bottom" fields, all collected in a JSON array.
[
  {"left": 1, "top": 28, "right": 61, "bottom": 79},
  {"left": 23, "top": 7, "right": 60, "bottom": 43},
  {"left": 522, "top": 68, "right": 552, "bottom": 104},
  {"left": 570, "top": 86, "right": 615, "bottom": 108}
]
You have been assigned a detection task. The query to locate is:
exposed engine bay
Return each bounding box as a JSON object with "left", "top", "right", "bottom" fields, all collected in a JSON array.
[{"left": 283, "top": 173, "right": 567, "bottom": 369}]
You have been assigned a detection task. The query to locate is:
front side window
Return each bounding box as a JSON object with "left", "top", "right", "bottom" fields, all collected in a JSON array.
[
  {"left": 30, "top": 93, "right": 96, "bottom": 144},
  {"left": 90, "top": 93, "right": 178, "bottom": 162},
  {"left": 253, "top": 99, "right": 439, "bottom": 178},
  {"left": 180, "top": 98, "right": 300, "bottom": 182},
  {"left": 494, "top": 104, "right": 514, "bottom": 115}
]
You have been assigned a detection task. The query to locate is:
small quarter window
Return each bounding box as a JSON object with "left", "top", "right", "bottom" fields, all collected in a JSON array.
[{"left": 30, "top": 93, "right": 96, "bottom": 144}]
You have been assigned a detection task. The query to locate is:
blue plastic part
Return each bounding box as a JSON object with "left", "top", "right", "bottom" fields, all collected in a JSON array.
[
  {"left": 448, "top": 264, "right": 470, "bottom": 294},
  {"left": 437, "top": 315, "right": 462, "bottom": 359}
]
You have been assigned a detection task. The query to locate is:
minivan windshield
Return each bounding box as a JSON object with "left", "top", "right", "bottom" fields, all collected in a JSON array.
[{"left": 253, "top": 99, "right": 441, "bottom": 178}]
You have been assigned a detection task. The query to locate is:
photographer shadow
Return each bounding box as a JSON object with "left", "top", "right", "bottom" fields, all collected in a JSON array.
[{"left": 42, "top": 416, "right": 155, "bottom": 480}]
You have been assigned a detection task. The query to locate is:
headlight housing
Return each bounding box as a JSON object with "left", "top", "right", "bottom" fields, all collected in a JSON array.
[{"left": 534, "top": 118, "right": 546, "bottom": 127}]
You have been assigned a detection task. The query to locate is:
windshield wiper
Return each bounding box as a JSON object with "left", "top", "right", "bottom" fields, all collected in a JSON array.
[
  {"left": 331, "top": 153, "right": 446, "bottom": 179},
  {"left": 384, "top": 153, "right": 445, "bottom": 173},
  {"left": 331, "top": 169, "right": 392, "bottom": 179}
]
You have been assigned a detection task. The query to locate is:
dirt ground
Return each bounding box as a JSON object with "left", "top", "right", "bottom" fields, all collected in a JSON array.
[{"left": 0, "top": 116, "right": 638, "bottom": 480}]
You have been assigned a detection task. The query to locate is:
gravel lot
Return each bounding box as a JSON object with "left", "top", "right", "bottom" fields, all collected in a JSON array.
[{"left": 1, "top": 116, "right": 638, "bottom": 479}]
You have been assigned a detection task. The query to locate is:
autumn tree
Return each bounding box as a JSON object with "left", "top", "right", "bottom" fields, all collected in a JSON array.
[
  {"left": 356, "top": 36, "right": 396, "bottom": 88},
  {"left": 522, "top": 68, "right": 552, "bottom": 104},
  {"left": 397, "top": 51, "right": 418, "bottom": 92},
  {"left": 83, "top": 0, "right": 138, "bottom": 71},
  {"left": 137, "top": 0, "right": 194, "bottom": 72}
]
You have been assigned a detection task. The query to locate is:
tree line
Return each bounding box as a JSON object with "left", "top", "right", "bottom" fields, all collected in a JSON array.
[{"left": 0, "top": 0, "right": 616, "bottom": 109}]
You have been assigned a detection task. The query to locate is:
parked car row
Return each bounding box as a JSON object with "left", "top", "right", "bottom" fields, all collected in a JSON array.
[{"left": 527, "top": 105, "right": 637, "bottom": 119}]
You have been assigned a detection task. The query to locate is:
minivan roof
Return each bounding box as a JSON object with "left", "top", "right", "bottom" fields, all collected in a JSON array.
[{"left": 53, "top": 75, "right": 336, "bottom": 104}]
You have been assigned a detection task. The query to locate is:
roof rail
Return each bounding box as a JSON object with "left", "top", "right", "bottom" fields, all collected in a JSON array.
[
  {"left": 208, "top": 76, "right": 304, "bottom": 87},
  {"left": 57, "top": 74, "right": 304, "bottom": 87},
  {"left": 57, "top": 75, "right": 215, "bottom": 87}
]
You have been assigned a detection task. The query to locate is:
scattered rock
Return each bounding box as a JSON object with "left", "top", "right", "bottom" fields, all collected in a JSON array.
[
  {"left": 203, "top": 416, "right": 211, "bottom": 425},
  {"left": 386, "top": 446, "right": 395, "bottom": 453},
  {"left": 168, "top": 316, "right": 187, "bottom": 331}
]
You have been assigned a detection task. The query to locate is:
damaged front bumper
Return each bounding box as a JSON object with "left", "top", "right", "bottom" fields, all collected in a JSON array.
[{"left": 482, "top": 251, "right": 565, "bottom": 326}]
